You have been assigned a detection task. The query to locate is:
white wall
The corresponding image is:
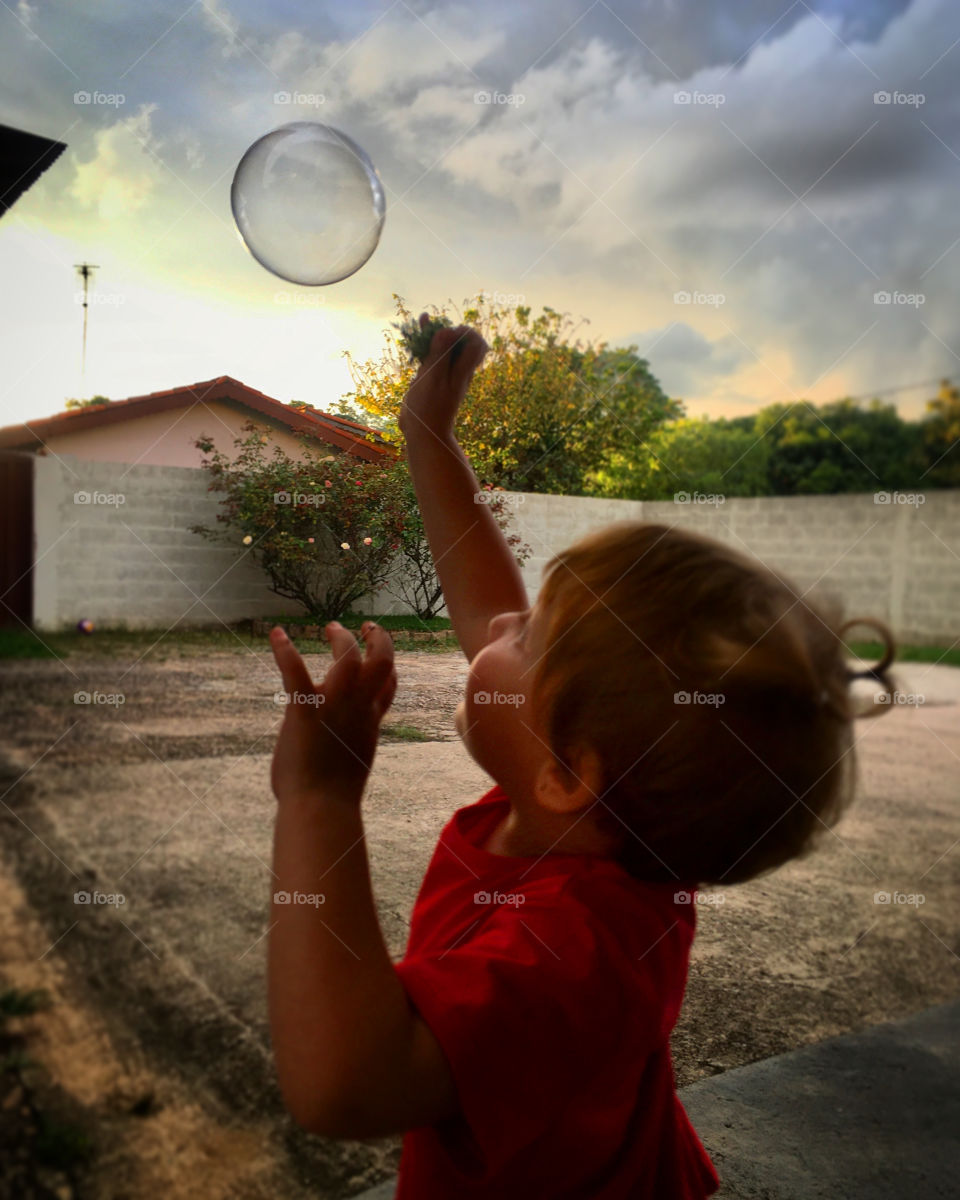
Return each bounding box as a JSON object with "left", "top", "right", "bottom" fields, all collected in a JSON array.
[
  {"left": 40, "top": 399, "right": 323, "bottom": 468},
  {"left": 33, "top": 453, "right": 284, "bottom": 630},
  {"left": 31, "top": 454, "right": 960, "bottom": 645},
  {"left": 484, "top": 490, "right": 960, "bottom": 646}
]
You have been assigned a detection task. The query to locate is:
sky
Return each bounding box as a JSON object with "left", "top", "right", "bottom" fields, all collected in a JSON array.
[{"left": 1, "top": 0, "right": 958, "bottom": 430}]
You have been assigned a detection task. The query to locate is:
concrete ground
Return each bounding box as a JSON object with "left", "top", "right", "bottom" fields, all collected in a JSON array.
[
  {"left": 1, "top": 644, "right": 958, "bottom": 1197},
  {"left": 354, "top": 998, "right": 960, "bottom": 1200}
]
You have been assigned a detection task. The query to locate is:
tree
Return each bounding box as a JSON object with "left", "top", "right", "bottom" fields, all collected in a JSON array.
[
  {"left": 339, "top": 293, "right": 681, "bottom": 496},
  {"left": 589, "top": 416, "right": 772, "bottom": 500},
  {"left": 190, "top": 422, "right": 408, "bottom": 622},
  {"left": 380, "top": 462, "right": 533, "bottom": 619},
  {"left": 757, "top": 398, "right": 927, "bottom": 495},
  {"left": 921, "top": 378, "right": 960, "bottom": 487},
  {"left": 190, "top": 422, "right": 532, "bottom": 623}
]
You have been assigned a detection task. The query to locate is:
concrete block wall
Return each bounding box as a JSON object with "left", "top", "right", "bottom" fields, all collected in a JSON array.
[
  {"left": 458, "top": 490, "right": 959, "bottom": 646},
  {"left": 31, "top": 454, "right": 959, "bottom": 644},
  {"left": 32, "top": 453, "right": 285, "bottom": 631}
]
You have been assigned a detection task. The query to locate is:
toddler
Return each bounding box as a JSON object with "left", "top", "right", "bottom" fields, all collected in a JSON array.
[{"left": 266, "top": 317, "right": 896, "bottom": 1198}]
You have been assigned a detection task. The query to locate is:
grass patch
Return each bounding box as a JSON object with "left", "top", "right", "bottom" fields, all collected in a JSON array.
[
  {"left": 6, "top": 626, "right": 951, "bottom": 665},
  {"left": 0, "top": 617, "right": 459, "bottom": 661},
  {"left": 381, "top": 723, "right": 432, "bottom": 742},
  {"left": 847, "top": 641, "right": 960, "bottom": 668},
  {"left": 260, "top": 611, "right": 453, "bottom": 632}
]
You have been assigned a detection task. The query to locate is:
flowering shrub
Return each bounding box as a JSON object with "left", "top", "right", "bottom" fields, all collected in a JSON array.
[{"left": 190, "top": 422, "right": 408, "bottom": 622}]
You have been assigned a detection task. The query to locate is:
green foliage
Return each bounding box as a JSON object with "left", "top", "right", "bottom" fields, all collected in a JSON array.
[
  {"left": 590, "top": 416, "right": 770, "bottom": 500},
  {"left": 339, "top": 294, "right": 681, "bottom": 496},
  {"left": 191, "top": 422, "right": 409, "bottom": 622},
  {"left": 64, "top": 395, "right": 111, "bottom": 410},
  {"left": 591, "top": 393, "right": 950, "bottom": 499},
  {"left": 380, "top": 465, "right": 532, "bottom": 619},
  {"left": 921, "top": 379, "right": 960, "bottom": 486},
  {"left": 190, "top": 422, "right": 531, "bottom": 622},
  {"left": 393, "top": 314, "right": 454, "bottom": 364},
  {"left": 756, "top": 398, "right": 928, "bottom": 495}
]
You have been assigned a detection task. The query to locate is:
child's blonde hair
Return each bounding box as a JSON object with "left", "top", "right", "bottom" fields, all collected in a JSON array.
[{"left": 529, "top": 522, "right": 896, "bottom": 886}]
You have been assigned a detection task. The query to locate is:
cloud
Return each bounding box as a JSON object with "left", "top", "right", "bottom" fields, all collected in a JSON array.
[
  {"left": 199, "top": 0, "right": 246, "bottom": 58},
  {"left": 621, "top": 321, "right": 751, "bottom": 402},
  {"left": 0, "top": 0, "right": 956, "bottom": 428},
  {"left": 67, "top": 104, "right": 162, "bottom": 221}
]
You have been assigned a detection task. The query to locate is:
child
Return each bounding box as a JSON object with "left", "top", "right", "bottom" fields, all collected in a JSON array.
[{"left": 266, "top": 317, "right": 896, "bottom": 1198}]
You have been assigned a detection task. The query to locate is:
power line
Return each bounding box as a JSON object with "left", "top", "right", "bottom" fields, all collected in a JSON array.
[{"left": 756, "top": 375, "right": 955, "bottom": 409}]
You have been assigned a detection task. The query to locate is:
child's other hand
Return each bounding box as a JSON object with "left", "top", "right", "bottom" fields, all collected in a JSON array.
[
  {"left": 399, "top": 313, "right": 489, "bottom": 440},
  {"left": 269, "top": 622, "right": 397, "bottom": 805}
]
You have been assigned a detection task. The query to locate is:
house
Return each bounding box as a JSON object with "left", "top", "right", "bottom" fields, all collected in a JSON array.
[
  {"left": 0, "top": 375, "right": 395, "bottom": 468},
  {"left": 0, "top": 376, "right": 396, "bottom": 630},
  {"left": 0, "top": 123, "right": 67, "bottom": 219}
]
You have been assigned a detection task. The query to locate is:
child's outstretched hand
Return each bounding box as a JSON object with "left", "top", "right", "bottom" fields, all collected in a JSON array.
[
  {"left": 269, "top": 621, "right": 397, "bottom": 805},
  {"left": 399, "top": 313, "right": 489, "bottom": 440}
]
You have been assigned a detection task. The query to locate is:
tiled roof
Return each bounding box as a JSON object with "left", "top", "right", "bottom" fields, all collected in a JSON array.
[{"left": 0, "top": 375, "right": 395, "bottom": 463}]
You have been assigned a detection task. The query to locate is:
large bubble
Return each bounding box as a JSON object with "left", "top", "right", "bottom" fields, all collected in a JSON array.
[{"left": 231, "top": 121, "right": 386, "bottom": 286}]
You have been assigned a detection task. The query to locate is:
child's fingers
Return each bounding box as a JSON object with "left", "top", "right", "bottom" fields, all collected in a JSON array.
[
  {"left": 373, "top": 667, "right": 398, "bottom": 720},
  {"left": 269, "top": 627, "right": 316, "bottom": 697},
  {"left": 358, "top": 623, "right": 396, "bottom": 703},
  {"left": 321, "top": 621, "right": 362, "bottom": 703}
]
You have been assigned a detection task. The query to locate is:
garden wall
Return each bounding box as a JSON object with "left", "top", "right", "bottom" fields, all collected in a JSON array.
[{"left": 31, "top": 453, "right": 959, "bottom": 645}]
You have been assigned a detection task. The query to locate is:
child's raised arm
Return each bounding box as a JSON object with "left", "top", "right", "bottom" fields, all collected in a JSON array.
[{"left": 399, "top": 315, "right": 529, "bottom": 663}]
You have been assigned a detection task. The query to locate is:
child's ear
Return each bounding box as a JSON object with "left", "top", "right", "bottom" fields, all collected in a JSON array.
[{"left": 534, "top": 745, "right": 604, "bottom": 815}]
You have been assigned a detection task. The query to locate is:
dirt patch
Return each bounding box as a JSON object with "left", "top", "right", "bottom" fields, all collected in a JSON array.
[
  {"left": 1, "top": 642, "right": 958, "bottom": 1195},
  {"left": 0, "top": 855, "right": 335, "bottom": 1200}
]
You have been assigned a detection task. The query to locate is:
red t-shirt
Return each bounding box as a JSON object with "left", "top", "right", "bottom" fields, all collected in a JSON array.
[{"left": 393, "top": 784, "right": 720, "bottom": 1199}]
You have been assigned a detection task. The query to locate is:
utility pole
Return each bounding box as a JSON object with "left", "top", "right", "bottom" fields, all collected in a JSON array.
[{"left": 74, "top": 262, "right": 99, "bottom": 380}]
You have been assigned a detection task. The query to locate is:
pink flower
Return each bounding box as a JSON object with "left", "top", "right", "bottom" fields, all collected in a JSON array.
[
  {"left": 341, "top": 542, "right": 350, "bottom": 550},
  {"left": 363, "top": 537, "right": 372, "bottom": 545},
  {"left": 307, "top": 537, "right": 315, "bottom": 544},
  {"left": 325, "top": 480, "right": 332, "bottom": 487}
]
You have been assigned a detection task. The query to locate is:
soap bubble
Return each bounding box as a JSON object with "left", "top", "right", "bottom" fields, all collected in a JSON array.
[{"left": 231, "top": 122, "right": 386, "bottom": 286}]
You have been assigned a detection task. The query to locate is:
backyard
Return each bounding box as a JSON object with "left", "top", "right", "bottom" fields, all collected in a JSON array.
[{"left": 1, "top": 629, "right": 958, "bottom": 1198}]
